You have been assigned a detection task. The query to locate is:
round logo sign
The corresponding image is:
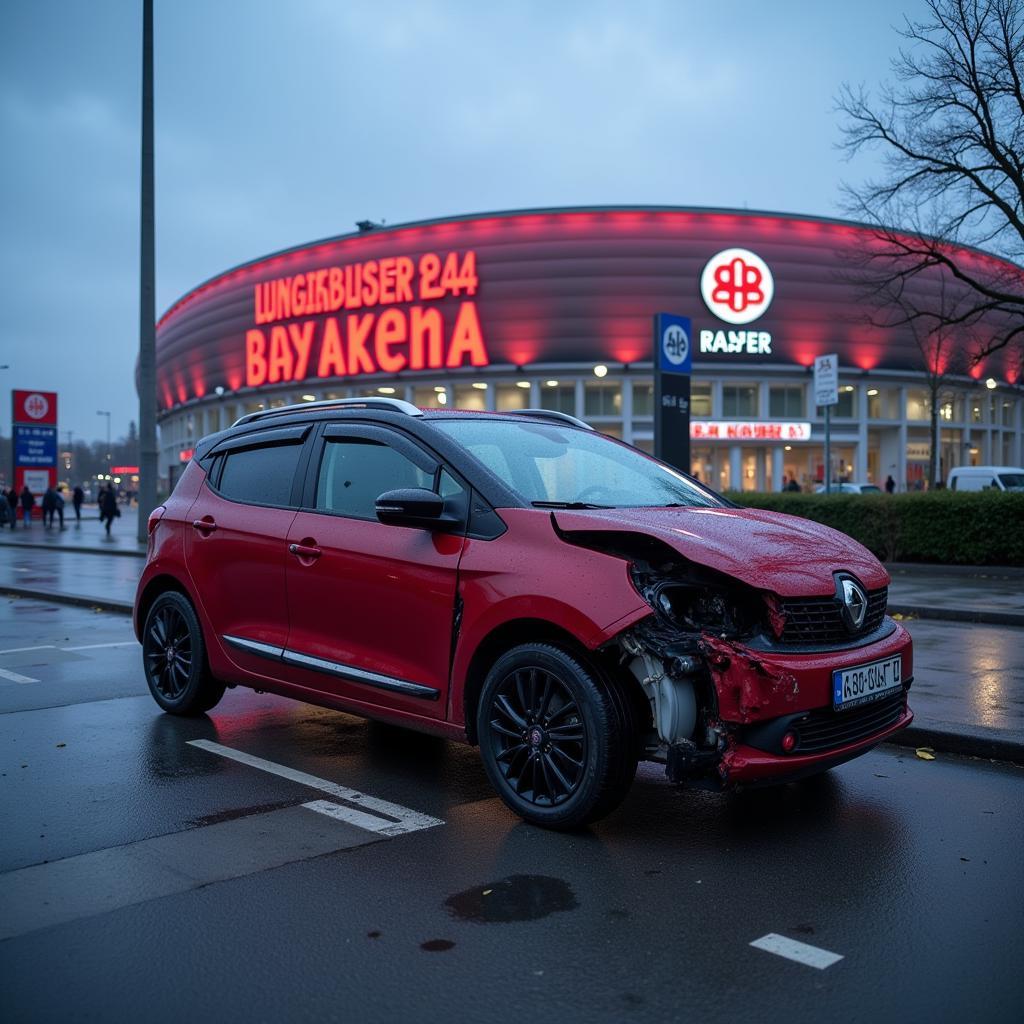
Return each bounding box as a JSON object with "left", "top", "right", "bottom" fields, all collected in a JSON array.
[
  {"left": 700, "top": 248, "right": 774, "bottom": 325},
  {"left": 23, "top": 393, "right": 50, "bottom": 420},
  {"left": 661, "top": 323, "right": 690, "bottom": 367}
]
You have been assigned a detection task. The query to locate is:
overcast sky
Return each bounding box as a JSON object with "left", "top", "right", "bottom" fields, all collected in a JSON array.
[{"left": 1, "top": 0, "right": 929, "bottom": 442}]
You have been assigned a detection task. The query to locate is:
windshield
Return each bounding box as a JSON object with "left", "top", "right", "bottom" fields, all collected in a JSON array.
[
  {"left": 432, "top": 418, "right": 724, "bottom": 508},
  {"left": 998, "top": 473, "right": 1024, "bottom": 490}
]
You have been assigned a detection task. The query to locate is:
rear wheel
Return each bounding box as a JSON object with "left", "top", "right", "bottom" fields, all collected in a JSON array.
[
  {"left": 142, "top": 591, "right": 225, "bottom": 716},
  {"left": 477, "top": 643, "right": 638, "bottom": 829}
]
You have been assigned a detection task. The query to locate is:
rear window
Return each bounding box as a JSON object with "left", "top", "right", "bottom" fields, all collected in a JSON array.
[{"left": 217, "top": 443, "right": 303, "bottom": 507}]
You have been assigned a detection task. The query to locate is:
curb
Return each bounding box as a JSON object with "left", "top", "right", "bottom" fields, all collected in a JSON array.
[
  {"left": 886, "top": 724, "right": 1024, "bottom": 765},
  {"left": 0, "top": 540, "right": 145, "bottom": 559},
  {"left": 886, "top": 562, "right": 1024, "bottom": 579},
  {"left": 2, "top": 586, "right": 133, "bottom": 616},
  {"left": 888, "top": 603, "right": 1024, "bottom": 628}
]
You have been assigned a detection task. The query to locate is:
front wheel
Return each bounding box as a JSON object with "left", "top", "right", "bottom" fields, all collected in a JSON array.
[
  {"left": 142, "top": 591, "right": 225, "bottom": 716},
  {"left": 477, "top": 643, "right": 638, "bottom": 829}
]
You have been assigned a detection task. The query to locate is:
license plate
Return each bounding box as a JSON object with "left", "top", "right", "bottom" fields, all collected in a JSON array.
[{"left": 832, "top": 655, "right": 902, "bottom": 711}]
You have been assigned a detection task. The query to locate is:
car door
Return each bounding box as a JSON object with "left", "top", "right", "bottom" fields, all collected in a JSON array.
[
  {"left": 282, "top": 423, "right": 467, "bottom": 720},
  {"left": 185, "top": 423, "right": 311, "bottom": 679}
]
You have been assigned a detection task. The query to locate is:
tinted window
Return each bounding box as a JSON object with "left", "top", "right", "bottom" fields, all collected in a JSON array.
[
  {"left": 316, "top": 438, "right": 433, "bottom": 518},
  {"left": 218, "top": 442, "right": 303, "bottom": 506}
]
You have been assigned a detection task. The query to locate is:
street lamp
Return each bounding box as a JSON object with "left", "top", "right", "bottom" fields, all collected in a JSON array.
[{"left": 97, "top": 410, "right": 111, "bottom": 478}]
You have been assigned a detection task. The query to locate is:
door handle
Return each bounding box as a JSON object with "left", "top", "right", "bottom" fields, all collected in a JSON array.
[
  {"left": 192, "top": 518, "right": 218, "bottom": 534},
  {"left": 289, "top": 542, "right": 322, "bottom": 560}
]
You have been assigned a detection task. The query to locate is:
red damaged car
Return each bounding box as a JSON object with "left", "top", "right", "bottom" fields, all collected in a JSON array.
[{"left": 135, "top": 399, "right": 913, "bottom": 828}]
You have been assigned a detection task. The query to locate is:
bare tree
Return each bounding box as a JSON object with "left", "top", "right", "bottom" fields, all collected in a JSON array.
[{"left": 837, "top": 0, "right": 1024, "bottom": 361}]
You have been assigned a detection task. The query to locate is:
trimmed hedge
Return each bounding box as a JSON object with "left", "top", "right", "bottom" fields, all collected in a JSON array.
[{"left": 723, "top": 490, "right": 1024, "bottom": 566}]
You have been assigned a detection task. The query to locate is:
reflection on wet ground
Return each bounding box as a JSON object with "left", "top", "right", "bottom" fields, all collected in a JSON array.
[{"left": 445, "top": 875, "right": 578, "bottom": 924}]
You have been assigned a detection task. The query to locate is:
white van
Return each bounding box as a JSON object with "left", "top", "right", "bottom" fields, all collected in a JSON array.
[{"left": 947, "top": 466, "right": 1024, "bottom": 492}]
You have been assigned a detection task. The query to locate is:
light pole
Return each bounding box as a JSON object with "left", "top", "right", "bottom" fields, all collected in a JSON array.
[
  {"left": 97, "top": 410, "right": 111, "bottom": 479},
  {"left": 137, "top": 0, "right": 158, "bottom": 543}
]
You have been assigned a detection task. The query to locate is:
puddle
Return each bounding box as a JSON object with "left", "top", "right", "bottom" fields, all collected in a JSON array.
[{"left": 445, "top": 874, "right": 578, "bottom": 924}]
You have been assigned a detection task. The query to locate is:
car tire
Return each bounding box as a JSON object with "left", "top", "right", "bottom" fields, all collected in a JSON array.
[
  {"left": 477, "top": 642, "right": 639, "bottom": 829},
  {"left": 142, "top": 591, "right": 225, "bottom": 716}
]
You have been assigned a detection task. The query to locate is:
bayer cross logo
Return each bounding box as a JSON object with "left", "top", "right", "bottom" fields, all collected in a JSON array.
[
  {"left": 662, "top": 323, "right": 689, "bottom": 366},
  {"left": 23, "top": 393, "right": 50, "bottom": 420},
  {"left": 700, "top": 248, "right": 774, "bottom": 325}
]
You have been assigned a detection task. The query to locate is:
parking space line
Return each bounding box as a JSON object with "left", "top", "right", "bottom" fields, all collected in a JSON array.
[
  {"left": 188, "top": 739, "right": 444, "bottom": 834},
  {"left": 0, "top": 645, "right": 55, "bottom": 655},
  {"left": 61, "top": 641, "right": 138, "bottom": 652},
  {"left": 750, "top": 933, "right": 844, "bottom": 969},
  {"left": 0, "top": 667, "right": 39, "bottom": 685}
]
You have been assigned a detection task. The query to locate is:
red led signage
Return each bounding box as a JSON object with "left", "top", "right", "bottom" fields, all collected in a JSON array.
[{"left": 244, "top": 249, "right": 488, "bottom": 387}]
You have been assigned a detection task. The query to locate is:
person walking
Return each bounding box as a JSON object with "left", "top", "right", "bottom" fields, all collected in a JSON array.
[
  {"left": 99, "top": 483, "right": 119, "bottom": 536},
  {"left": 885, "top": 475, "right": 896, "bottom": 494},
  {"left": 5, "top": 487, "right": 16, "bottom": 529},
  {"left": 42, "top": 486, "right": 58, "bottom": 529},
  {"left": 54, "top": 485, "right": 66, "bottom": 530},
  {"left": 72, "top": 484, "right": 84, "bottom": 523},
  {"left": 20, "top": 485, "right": 34, "bottom": 527}
]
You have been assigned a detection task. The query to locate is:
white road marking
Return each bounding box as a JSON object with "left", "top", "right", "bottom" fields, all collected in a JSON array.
[
  {"left": 0, "top": 645, "right": 55, "bottom": 655},
  {"left": 750, "top": 933, "right": 844, "bottom": 969},
  {"left": 61, "top": 641, "right": 138, "bottom": 652},
  {"left": 187, "top": 739, "right": 444, "bottom": 835},
  {"left": 0, "top": 667, "right": 39, "bottom": 685}
]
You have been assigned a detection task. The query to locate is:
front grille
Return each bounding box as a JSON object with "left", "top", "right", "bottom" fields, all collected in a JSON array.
[
  {"left": 778, "top": 587, "right": 887, "bottom": 644},
  {"left": 794, "top": 692, "right": 906, "bottom": 753}
]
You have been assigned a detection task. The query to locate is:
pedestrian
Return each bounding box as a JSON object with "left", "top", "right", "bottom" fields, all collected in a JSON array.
[
  {"left": 0, "top": 490, "right": 12, "bottom": 529},
  {"left": 54, "top": 485, "right": 66, "bottom": 530},
  {"left": 786, "top": 475, "right": 800, "bottom": 492},
  {"left": 20, "top": 485, "right": 34, "bottom": 527},
  {"left": 5, "top": 487, "right": 17, "bottom": 529},
  {"left": 72, "top": 484, "right": 84, "bottom": 523},
  {"left": 885, "top": 475, "right": 895, "bottom": 494},
  {"left": 99, "top": 483, "right": 119, "bottom": 536},
  {"left": 42, "top": 486, "right": 57, "bottom": 528}
]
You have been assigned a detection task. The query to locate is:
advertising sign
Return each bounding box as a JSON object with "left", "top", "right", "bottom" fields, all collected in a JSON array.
[
  {"left": 653, "top": 313, "right": 692, "bottom": 473},
  {"left": 11, "top": 390, "right": 58, "bottom": 493},
  {"left": 813, "top": 353, "right": 839, "bottom": 407}
]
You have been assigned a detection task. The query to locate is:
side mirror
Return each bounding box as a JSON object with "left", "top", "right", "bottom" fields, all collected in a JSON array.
[{"left": 375, "top": 488, "right": 451, "bottom": 530}]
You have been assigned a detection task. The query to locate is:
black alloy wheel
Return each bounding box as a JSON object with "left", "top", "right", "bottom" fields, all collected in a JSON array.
[
  {"left": 489, "top": 666, "right": 587, "bottom": 807},
  {"left": 477, "top": 643, "right": 639, "bottom": 829},
  {"left": 142, "top": 591, "right": 225, "bottom": 715}
]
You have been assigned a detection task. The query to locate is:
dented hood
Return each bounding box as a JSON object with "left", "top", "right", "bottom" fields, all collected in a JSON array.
[{"left": 553, "top": 505, "right": 889, "bottom": 597}]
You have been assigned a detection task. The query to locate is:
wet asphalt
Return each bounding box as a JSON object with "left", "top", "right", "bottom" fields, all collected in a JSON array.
[{"left": 0, "top": 596, "right": 1022, "bottom": 1023}]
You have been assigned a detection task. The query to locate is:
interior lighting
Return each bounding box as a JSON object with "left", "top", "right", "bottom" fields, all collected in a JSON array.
[
  {"left": 436, "top": 392, "right": 448, "bottom": 405},
  {"left": 545, "top": 380, "right": 559, "bottom": 387},
  {"left": 516, "top": 381, "right": 531, "bottom": 389},
  {"left": 867, "top": 389, "right": 879, "bottom": 396},
  {"left": 472, "top": 382, "right": 488, "bottom": 390},
  {"left": 842, "top": 385, "right": 854, "bottom": 392},
  {"left": 985, "top": 378, "right": 997, "bottom": 389},
  {"left": 434, "top": 386, "right": 446, "bottom": 393},
  {"left": 784, "top": 445, "right": 792, "bottom": 451},
  {"left": 593, "top": 364, "right": 608, "bottom": 378},
  {"left": 301, "top": 394, "right": 316, "bottom": 401},
  {"left": 377, "top": 386, "right": 396, "bottom": 395}
]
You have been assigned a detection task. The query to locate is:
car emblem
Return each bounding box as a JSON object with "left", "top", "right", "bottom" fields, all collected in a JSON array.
[{"left": 839, "top": 577, "right": 868, "bottom": 633}]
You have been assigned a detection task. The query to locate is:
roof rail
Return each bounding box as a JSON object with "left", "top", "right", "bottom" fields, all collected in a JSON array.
[
  {"left": 509, "top": 409, "right": 594, "bottom": 430},
  {"left": 233, "top": 397, "right": 423, "bottom": 427}
]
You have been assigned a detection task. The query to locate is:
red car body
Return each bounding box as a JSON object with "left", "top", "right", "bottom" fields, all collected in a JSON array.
[{"left": 136, "top": 402, "right": 912, "bottom": 811}]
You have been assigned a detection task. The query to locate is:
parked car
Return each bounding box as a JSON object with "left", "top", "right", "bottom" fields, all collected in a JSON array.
[
  {"left": 135, "top": 399, "right": 913, "bottom": 828},
  {"left": 814, "top": 482, "right": 882, "bottom": 494},
  {"left": 947, "top": 466, "right": 1024, "bottom": 492}
]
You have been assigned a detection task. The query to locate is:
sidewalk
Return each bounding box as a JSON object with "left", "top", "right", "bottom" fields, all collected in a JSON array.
[
  {"left": 0, "top": 506, "right": 145, "bottom": 557},
  {"left": 1, "top": 544, "right": 1021, "bottom": 764}
]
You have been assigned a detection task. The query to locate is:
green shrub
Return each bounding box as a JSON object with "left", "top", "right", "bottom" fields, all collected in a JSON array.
[{"left": 723, "top": 490, "right": 1024, "bottom": 566}]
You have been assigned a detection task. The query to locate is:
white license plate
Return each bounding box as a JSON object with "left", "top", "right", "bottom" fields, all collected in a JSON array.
[{"left": 832, "top": 655, "right": 903, "bottom": 711}]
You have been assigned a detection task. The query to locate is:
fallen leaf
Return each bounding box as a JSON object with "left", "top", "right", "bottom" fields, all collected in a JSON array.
[
  {"left": 915, "top": 748, "right": 936, "bottom": 760},
  {"left": 482, "top": 889, "right": 492, "bottom": 896},
  {"left": 56, "top": 743, "right": 66, "bottom": 748}
]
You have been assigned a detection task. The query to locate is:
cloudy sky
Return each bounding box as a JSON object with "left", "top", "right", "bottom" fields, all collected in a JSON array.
[{"left": 1, "top": 0, "right": 928, "bottom": 442}]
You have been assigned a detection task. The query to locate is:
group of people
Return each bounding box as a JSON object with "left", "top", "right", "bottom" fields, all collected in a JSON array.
[{"left": 1, "top": 483, "right": 120, "bottom": 534}]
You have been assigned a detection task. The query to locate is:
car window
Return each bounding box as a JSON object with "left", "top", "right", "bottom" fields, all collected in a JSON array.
[
  {"left": 217, "top": 442, "right": 303, "bottom": 506},
  {"left": 433, "top": 418, "right": 722, "bottom": 508},
  {"left": 316, "top": 438, "right": 433, "bottom": 518},
  {"left": 997, "top": 473, "right": 1024, "bottom": 490}
]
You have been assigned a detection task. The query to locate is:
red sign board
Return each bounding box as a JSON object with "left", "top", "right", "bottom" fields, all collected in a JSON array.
[
  {"left": 111, "top": 466, "right": 140, "bottom": 475},
  {"left": 11, "top": 390, "right": 58, "bottom": 492},
  {"left": 13, "top": 390, "right": 58, "bottom": 426}
]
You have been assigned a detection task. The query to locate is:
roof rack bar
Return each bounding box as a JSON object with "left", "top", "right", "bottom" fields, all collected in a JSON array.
[
  {"left": 233, "top": 397, "right": 423, "bottom": 427},
  {"left": 509, "top": 409, "right": 594, "bottom": 430}
]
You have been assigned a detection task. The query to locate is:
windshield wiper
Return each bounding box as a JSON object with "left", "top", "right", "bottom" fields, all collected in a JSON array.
[{"left": 531, "top": 500, "right": 615, "bottom": 509}]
